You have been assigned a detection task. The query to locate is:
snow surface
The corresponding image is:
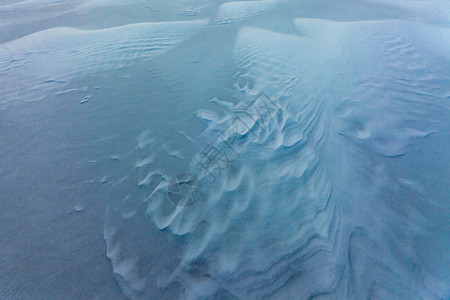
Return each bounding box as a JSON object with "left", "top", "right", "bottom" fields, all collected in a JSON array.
[{"left": 0, "top": 0, "right": 449, "bottom": 299}]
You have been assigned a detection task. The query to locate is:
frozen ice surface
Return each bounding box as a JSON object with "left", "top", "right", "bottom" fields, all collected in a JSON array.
[{"left": 0, "top": 0, "right": 449, "bottom": 299}]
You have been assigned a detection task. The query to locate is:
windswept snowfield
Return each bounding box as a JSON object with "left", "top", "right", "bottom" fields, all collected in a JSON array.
[{"left": 0, "top": 0, "right": 449, "bottom": 299}]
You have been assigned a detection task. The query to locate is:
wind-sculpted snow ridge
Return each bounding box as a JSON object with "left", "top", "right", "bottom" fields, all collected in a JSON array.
[
  {"left": 0, "top": 0, "right": 82, "bottom": 13},
  {"left": 105, "top": 18, "right": 450, "bottom": 299},
  {"left": 81, "top": 0, "right": 146, "bottom": 8},
  {"left": 0, "top": 1, "right": 81, "bottom": 30},
  {"left": 371, "top": 0, "right": 450, "bottom": 27},
  {"left": 216, "top": 1, "right": 281, "bottom": 24},
  {"left": 0, "top": 20, "right": 208, "bottom": 110},
  {"left": 0, "top": 0, "right": 146, "bottom": 12},
  {"left": 1, "top": 0, "right": 449, "bottom": 299}
]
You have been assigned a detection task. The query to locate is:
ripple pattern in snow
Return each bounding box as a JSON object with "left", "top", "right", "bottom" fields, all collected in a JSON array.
[
  {"left": 0, "top": 20, "right": 208, "bottom": 109},
  {"left": 1, "top": 0, "right": 449, "bottom": 299}
]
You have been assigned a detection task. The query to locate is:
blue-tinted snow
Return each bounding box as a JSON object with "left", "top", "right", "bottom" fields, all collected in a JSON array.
[{"left": 0, "top": 0, "right": 449, "bottom": 299}]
